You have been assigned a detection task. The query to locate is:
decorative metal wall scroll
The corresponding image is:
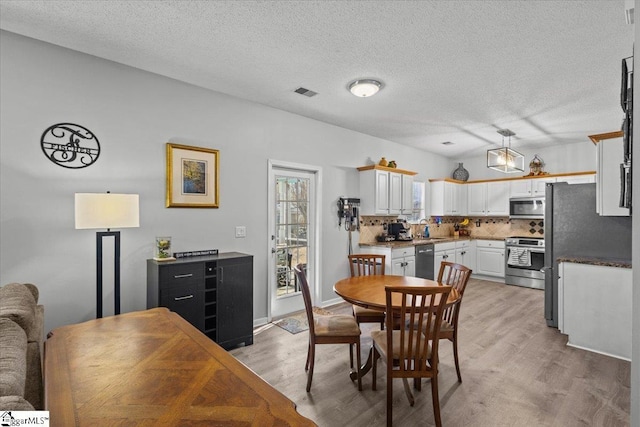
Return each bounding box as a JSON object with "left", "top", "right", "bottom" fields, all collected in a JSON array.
[{"left": 40, "top": 123, "right": 100, "bottom": 169}]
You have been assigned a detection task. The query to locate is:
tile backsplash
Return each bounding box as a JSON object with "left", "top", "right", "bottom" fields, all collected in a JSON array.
[{"left": 359, "top": 216, "right": 543, "bottom": 244}]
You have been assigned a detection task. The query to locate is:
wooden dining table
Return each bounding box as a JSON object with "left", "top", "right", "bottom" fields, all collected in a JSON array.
[{"left": 333, "top": 274, "right": 460, "bottom": 380}]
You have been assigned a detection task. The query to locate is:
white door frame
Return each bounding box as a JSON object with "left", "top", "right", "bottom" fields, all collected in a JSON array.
[{"left": 267, "top": 159, "right": 322, "bottom": 321}]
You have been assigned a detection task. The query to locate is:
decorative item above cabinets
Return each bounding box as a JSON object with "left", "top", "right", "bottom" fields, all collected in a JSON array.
[{"left": 357, "top": 165, "right": 417, "bottom": 215}]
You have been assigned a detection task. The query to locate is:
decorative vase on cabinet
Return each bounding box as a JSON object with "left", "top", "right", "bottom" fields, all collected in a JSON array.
[{"left": 452, "top": 163, "right": 469, "bottom": 181}]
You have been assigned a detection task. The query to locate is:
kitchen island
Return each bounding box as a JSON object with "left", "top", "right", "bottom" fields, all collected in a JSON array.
[{"left": 557, "top": 258, "right": 632, "bottom": 360}]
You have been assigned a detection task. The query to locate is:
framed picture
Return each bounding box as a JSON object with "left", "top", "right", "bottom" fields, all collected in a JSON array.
[{"left": 166, "top": 143, "right": 219, "bottom": 208}]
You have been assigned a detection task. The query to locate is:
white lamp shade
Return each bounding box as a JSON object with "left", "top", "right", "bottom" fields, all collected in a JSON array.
[
  {"left": 348, "top": 79, "right": 382, "bottom": 97},
  {"left": 75, "top": 193, "right": 140, "bottom": 229}
]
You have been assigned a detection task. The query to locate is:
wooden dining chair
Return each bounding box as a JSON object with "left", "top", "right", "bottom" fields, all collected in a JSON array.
[
  {"left": 293, "top": 264, "right": 362, "bottom": 392},
  {"left": 371, "top": 284, "right": 452, "bottom": 427},
  {"left": 348, "top": 254, "right": 386, "bottom": 329},
  {"left": 437, "top": 261, "right": 472, "bottom": 383}
]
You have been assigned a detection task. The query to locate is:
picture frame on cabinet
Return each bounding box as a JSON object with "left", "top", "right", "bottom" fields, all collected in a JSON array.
[{"left": 166, "top": 143, "right": 219, "bottom": 208}]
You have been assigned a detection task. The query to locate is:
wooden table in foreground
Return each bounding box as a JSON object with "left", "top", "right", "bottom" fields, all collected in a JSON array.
[
  {"left": 333, "top": 275, "right": 459, "bottom": 381},
  {"left": 44, "top": 307, "right": 316, "bottom": 427}
]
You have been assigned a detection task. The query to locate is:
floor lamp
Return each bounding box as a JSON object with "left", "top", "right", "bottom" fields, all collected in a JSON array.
[{"left": 75, "top": 192, "right": 140, "bottom": 318}]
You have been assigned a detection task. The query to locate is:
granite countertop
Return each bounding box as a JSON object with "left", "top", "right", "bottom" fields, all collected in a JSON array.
[
  {"left": 557, "top": 256, "right": 632, "bottom": 269},
  {"left": 359, "top": 236, "right": 506, "bottom": 248}
]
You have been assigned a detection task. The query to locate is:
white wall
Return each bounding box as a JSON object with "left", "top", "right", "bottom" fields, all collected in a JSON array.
[
  {"left": 455, "top": 140, "right": 597, "bottom": 181},
  {"left": 0, "top": 31, "right": 450, "bottom": 334}
]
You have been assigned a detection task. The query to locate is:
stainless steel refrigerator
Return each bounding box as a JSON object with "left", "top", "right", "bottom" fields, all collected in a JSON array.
[{"left": 544, "top": 182, "right": 632, "bottom": 327}]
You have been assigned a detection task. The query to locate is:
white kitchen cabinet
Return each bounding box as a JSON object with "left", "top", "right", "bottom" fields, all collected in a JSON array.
[
  {"left": 363, "top": 245, "right": 415, "bottom": 277},
  {"left": 359, "top": 166, "right": 416, "bottom": 215},
  {"left": 455, "top": 240, "right": 476, "bottom": 272},
  {"left": 467, "top": 181, "right": 508, "bottom": 216},
  {"left": 434, "top": 241, "right": 456, "bottom": 276},
  {"left": 475, "top": 240, "right": 505, "bottom": 277},
  {"left": 509, "top": 177, "right": 558, "bottom": 198},
  {"left": 430, "top": 180, "right": 466, "bottom": 216},
  {"left": 560, "top": 262, "right": 632, "bottom": 360},
  {"left": 592, "top": 132, "right": 629, "bottom": 216}
]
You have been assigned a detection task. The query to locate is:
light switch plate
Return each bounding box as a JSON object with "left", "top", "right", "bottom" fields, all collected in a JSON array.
[{"left": 235, "top": 226, "right": 246, "bottom": 238}]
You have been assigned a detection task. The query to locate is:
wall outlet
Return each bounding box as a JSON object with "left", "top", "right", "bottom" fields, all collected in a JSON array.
[{"left": 235, "top": 226, "right": 246, "bottom": 238}]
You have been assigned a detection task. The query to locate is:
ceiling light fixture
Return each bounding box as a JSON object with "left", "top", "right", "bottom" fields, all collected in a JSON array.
[
  {"left": 487, "top": 129, "right": 525, "bottom": 173},
  {"left": 348, "top": 79, "right": 382, "bottom": 97}
]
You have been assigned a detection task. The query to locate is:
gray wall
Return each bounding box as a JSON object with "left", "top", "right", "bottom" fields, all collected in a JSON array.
[{"left": 0, "top": 31, "right": 450, "bottom": 334}]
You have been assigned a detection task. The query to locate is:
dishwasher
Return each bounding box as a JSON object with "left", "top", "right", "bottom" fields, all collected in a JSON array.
[{"left": 415, "top": 244, "right": 435, "bottom": 280}]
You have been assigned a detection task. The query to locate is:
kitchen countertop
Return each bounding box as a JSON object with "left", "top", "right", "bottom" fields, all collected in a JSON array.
[
  {"left": 359, "top": 236, "right": 506, "bottom": 248},
  {"left": 557, "top": 256, "right": 632, "bottom": 269}
]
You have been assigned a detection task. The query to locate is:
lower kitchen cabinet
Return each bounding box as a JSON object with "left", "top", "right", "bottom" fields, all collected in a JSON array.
[
  {"left": 455, "top": 240, "right": 476, "bottom": 272},
  {"left": 147, "top": 252, "right": 253, "bottom": 350},
  {"left": 434, "top": 240, "right": 476, "bottom": 275},
  {"left": 559, "top": 262, "right": 631, "bottom": 360},
  {"left": 475, "top": 239, "right": 505, "bottom": 277},
  {"left": 362, "top": 245, "right": 415, "bottom": 276}
]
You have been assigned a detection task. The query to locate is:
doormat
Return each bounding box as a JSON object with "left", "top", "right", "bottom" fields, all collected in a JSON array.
[{"left": 274, "top": 307, "right": 333, "bottom": 335}]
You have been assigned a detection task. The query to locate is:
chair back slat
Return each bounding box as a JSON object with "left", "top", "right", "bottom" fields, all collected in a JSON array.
[
  {"left": 348, "top": 254, "right": 385, "bottom": 277},
  {"left": 437, "top": 262, "right": 472, "bottom": 323},
  {"left": 385, "top": 285, "right": 452, "bottom": 374},
  {"left": 293, "top": 264, "right": 315, "bottom": 336}
]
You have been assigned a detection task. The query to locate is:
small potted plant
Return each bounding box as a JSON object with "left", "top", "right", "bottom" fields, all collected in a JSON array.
[{"left": 154, "top": 237, "right": 174, "bottom": 261}]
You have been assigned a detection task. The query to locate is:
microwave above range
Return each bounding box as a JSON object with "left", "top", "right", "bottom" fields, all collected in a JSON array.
[{"left": 509, "top": 197, "right": 545, "bottom": 219}]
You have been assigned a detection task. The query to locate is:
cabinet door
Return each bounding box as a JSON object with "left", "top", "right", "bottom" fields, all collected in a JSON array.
[
  {"left": 444, "top": 182, "right": 455, "bottom": 215},
  {"left": 389, "top": 172, "right": 402, "bottom": 214},
  {"left": 455, "top": 246, "right": 476, "bottom": 272},
  {"left": 559, "top": 174, "right": 595, "bottom": 184},
  {"left": 510, "top": 179, "right": 532, "bottom": 198},
  {"left": 434, "top": 250, "right": 454, "bottom": 277},
  {"left": 476, "top": 248, "right": 505, "bottom": 277},
  {"left": 456, "top": 184, "right": 468, "bottom": 216},
  {"left": 401, "top": 174, "right": 414, "bottom": 214},
  {"left": 404, "top": 256, "right": 416, "bottom": 277},
  {"left": 217, "top": 257, "right": 253, "bottom": 349},
  {"left": 486, "top": 181, "right": 509, "bottom": 215},
  {"left": 597, "top": 137, "right": 629, "bottom": 216},
  {"left": 467, "top": 182, "right": 487, "bottom": 216},
  {"left": 429, "top": 181, "right": 445, "bottom": 216},
  {"left": 531, "top": 177, "right": 555, "bottom": 197},
  {"left": 375, "top": 170, "right": 390, "bottom": 214}
]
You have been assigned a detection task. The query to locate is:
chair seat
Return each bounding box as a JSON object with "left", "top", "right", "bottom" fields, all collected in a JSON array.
[
  {"left": 353, "top": 305, "right": 385, "bottom": 318},
  {"left": 371, "top": 330, "right": 433, "bottom": 360},
  {"left": 314, "top": 315, "right": 361, "bottom": 337}
]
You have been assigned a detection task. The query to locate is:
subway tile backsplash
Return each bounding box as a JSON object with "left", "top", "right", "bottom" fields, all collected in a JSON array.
[{"left": 359, "top": 216, "right": 543, "bottom": 244}]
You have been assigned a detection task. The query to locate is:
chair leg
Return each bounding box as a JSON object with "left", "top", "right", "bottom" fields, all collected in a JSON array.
[
  {"left": 431, "top": 373, "right": 442, "bottom": 427},
  {"left": 305, "top": 341, "right": 311, "bottom": 372},
  {"left": 386, "top": 366, "right": 393, "bottom": 427},
  {"left": 452, "top": 334, "right": 462, "bottom": 383},
  {"left": 372, "top": 348, "right": 378, "bottom": 391},
  {"left": 349, "top": 343, "right": 354, "bottom": 370},
  {"left": 402, "top": 378, "right": 415, "bottom": 406},
  {"left": 355, "top": 341, "right": 362, "bottom": 391},
  {"left": 306, "top": 343, "right": 315, "bottom": 392}
]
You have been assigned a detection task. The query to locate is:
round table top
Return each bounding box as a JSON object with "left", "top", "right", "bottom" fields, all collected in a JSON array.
[{"left": 333, "top": 275, "right": 459, "bottom": 311}]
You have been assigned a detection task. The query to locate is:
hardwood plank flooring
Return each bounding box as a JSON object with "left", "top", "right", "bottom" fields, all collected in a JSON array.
[{"left": 230, "top": 279, "right": 630, "bottom": 426}]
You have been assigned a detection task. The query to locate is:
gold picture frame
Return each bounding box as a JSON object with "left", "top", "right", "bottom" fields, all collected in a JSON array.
[{"left": 166, "top": 143, "right": 219, "bottom": 208}]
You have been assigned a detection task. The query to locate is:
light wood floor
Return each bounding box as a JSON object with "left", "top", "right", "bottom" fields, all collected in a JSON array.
[{"left": 230, "top": 279, "right": 630, "bottom": 426}]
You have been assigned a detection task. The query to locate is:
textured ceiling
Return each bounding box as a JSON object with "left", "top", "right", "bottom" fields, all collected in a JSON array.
[{"left": 0, "top": 1, "right": 634, "bottom": 158}]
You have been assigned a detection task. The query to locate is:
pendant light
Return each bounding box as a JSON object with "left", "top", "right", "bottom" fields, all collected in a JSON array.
[{"left": 487, "top": 129, "right": 524, "bottom": 173}]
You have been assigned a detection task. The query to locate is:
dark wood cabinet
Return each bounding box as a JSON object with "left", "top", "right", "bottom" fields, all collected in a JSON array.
[{"left": 147, "top": 252, "right": 253, "bottom": 350}]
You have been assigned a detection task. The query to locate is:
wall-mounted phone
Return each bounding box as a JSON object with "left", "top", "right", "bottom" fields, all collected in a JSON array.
[{"left": 337, "top": 197, "right": 360, "bottom": 231}]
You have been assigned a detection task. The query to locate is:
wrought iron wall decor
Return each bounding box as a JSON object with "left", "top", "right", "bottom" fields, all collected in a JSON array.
[{"left": 41, "top": 123, "right": 100, "bottom": 169}]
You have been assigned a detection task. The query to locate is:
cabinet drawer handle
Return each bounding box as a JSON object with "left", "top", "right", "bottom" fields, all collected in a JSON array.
[
  {"left": 174, "top": 294, "right": 194, "bottom": 301},
  {"left": 174, "top": 273, "right": 193, "bottom": 279}
]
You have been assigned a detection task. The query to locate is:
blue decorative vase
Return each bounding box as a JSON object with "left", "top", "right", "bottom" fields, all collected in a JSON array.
[{"left": 452, "top": 163, "right": 469, "bottom": 181}]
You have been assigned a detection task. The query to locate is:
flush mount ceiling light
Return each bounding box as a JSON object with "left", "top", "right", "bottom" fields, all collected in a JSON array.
[
  {"left": 487, "top": 129, "right": 525, "bottom": 173},
  {"left": 348, "top": 79, "right": 382, "bottom": 97}
]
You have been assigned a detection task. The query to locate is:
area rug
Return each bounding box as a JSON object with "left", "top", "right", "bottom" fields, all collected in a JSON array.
[{"left": 274, "top": 307, "right": 333, "bottom": 334}]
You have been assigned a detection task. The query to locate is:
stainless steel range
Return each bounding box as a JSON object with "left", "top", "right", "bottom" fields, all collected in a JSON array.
[{"left": 505, "top": 236, "right": 545, "bottom": 290}]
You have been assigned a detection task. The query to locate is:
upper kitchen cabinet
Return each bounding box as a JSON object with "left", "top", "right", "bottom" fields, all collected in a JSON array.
[
  {"left": 590, "top": 131, "right": 630, "bottom": 216},
  {"left": 509, "top": 177, "right": 555, "bottom": 198},
  {"left": 467, "top": 181, "right": 509, "bottom": 216},
  {"left": 429, "top": 179, "right": 467, "bottom": 216},
  {"left": 358, "top": 165, "right": 416, "bottom": 215}
]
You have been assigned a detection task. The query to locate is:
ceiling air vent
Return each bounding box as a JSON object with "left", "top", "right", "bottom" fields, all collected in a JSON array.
[{"left": 294, "top": 87, "right": 318, "bottom": 97}]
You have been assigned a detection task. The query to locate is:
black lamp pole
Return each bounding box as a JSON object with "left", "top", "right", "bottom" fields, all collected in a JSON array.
[{"left": 96, "top": 230, "right": 121, "bottom": 318}]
